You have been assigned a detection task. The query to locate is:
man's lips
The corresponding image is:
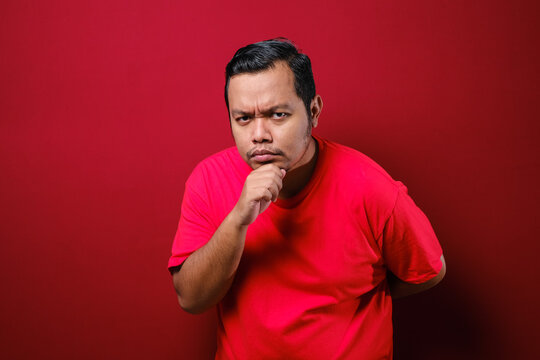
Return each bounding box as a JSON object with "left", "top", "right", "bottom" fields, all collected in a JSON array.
[
  {"left": 252, "top": 154, "right": 277, "bottom": 162},
  {"left": 249, "top": 149, "right": 279, "bottom": 162}
]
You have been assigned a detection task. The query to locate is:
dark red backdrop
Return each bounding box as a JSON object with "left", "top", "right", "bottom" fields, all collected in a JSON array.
[{"left": 1, "top": 1, "right": 538, "bottom": 359}]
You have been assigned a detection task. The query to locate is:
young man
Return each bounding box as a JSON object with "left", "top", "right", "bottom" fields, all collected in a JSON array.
[{"left": 169, "top": 38, "right": 445, "bottom": 359}]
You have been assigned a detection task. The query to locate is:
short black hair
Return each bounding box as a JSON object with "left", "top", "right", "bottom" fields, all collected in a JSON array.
[{"left": 224, "top": 38, "right": 316, "bottom": 120}]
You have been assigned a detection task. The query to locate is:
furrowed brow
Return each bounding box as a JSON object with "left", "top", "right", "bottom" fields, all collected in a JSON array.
[
  {"left": 231, "top": 109, "right": 253, "bottom": 117},
  {"left": 231, "top": 104, "right": 293, "bottom": 117},
  {"left": 271, "top": 104, "right": 292, "bottom": 110},
  {"left": 261, "top": 104, "right": 293, "bottom": 115}
]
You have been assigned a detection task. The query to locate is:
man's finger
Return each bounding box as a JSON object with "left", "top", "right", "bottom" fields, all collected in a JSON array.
[{"left": 268, "top": 182, "right": 280, "bottom": 202}]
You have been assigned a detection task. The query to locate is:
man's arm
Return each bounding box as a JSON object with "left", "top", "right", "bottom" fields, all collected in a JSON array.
[
  {"left": 387, "top": 255, "right": 446, "bottom": 299},
  {"left": 172, "top": 164, "right": 286, "bottom": 314}
]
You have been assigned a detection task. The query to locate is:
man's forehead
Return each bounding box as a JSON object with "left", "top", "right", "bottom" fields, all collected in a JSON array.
[
  {"left": 231, "top": 102, "right": 294, "bottom": 116},
  {"left": 228, "top": 63, "right": 299, "bottom": 111},
  {"left": 229, "top": 62, "right": 295, "bottom": 92},
  {"left": 229, "top": 93, "right": 297, "bottom": 114}
]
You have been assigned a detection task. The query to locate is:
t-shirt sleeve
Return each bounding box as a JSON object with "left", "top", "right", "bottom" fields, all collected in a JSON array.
[
  {"left": 168, "top": 165, "right": 217, "bottom": 270},
  {"left": 381, "top": 183, "right": 443, "bottom": 284}
]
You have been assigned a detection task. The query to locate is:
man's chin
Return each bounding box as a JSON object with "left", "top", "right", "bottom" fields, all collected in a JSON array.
[{"left": 249, "top": 159, "right": 285, "bottom": 170}]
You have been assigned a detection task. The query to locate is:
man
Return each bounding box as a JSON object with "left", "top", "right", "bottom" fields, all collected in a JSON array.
[{"left": 169, "top": 38, "right": 445, "bottom": 359}]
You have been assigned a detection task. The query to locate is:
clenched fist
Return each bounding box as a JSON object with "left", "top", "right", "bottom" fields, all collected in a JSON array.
[{"left": 231, "top": 164, "right": 286, "bottom": 226}]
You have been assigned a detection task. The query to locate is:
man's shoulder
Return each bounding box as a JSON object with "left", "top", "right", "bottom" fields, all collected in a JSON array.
[
  {"left": 318, "top": 137, "right": 397, "bottom": 186},
  {"left": 197, "top": 146, "right": 241, "bottom": 168},
  {"left": 317, "top": 136, "right": 403, "bottom": 217},
  {"left": 186, "top": 145, "right": 247, "bottom": 187}
]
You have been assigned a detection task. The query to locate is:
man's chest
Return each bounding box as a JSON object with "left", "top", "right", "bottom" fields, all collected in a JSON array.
[{"left": 237, "top": 202, "right": 386, "bottom": 300}]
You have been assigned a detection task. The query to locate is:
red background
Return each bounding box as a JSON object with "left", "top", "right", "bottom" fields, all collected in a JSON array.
[{"left": 1, "top": 1, "right": 538, "bottom": 359}]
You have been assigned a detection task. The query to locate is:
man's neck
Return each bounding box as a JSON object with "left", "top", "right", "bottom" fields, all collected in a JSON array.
[{"left": 279, "top": 137, "right": 319, "bottom": 199}]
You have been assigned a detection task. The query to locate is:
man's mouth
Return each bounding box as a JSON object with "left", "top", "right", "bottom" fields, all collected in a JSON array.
[
  {"left": 249, "top": 149, "right": 280, "bottom": 162},
  {"left": 253, "top": 154, "right": 276, "bottom": 162}
]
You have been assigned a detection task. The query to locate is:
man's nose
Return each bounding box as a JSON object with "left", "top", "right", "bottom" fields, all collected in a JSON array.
[{"left": 252, "top": 117, "right": 272, "bottom": 143}]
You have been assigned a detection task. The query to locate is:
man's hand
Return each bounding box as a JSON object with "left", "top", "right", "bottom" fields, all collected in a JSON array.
[
  {"left": 173, "top": 164, "right": 286, "bottom": 314},
  {"left": 231, "top": 164, "right": 286, "bottom": 226}
]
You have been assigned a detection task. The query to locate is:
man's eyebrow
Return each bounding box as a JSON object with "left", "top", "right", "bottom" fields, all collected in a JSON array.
[
  {"left": 231, "top": 109, "right": 251, "bottom": 117},
  {"left": 231, "top": 104, "right": 293, "bottom": 117},
  {"left": 265, "top": 104, "right": 293, "bottom": 113}
]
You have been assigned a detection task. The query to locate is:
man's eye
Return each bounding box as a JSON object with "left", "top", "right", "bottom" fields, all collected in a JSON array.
[
  {"left": 273, "top": 112, "right": 287, "bottom": 119},
  {"left": 237, "top": 116, "right": 250, "bottom": 122}
]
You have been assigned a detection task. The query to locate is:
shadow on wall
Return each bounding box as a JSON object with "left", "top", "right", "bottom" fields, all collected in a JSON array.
[{"left": 392, "top": 276, "right": 503, "bottom": 360}]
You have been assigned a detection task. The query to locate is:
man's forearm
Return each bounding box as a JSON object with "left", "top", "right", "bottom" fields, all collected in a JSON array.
[
  {"left": 172, "top": 211, "right": 247, "bottom": 314},
  {"left": 172, "top": 164, "right": 285, "bottom": 314}
]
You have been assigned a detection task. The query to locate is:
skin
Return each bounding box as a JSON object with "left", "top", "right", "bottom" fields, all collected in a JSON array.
[
  {"left": 172, "top": 60, "right": 445, "bottom": 314},
  {"left": 229, "top": 61, "right": 323, "bottom": 200}
]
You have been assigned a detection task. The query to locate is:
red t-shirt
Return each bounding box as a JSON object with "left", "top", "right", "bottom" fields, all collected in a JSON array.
[{"left": 169, "top": 136, "right": 443, "bottom": 359}]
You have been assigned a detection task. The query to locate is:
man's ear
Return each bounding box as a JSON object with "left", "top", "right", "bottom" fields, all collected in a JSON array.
[{"left": 310, "top": 95, "right": 323, "bottom": 128}]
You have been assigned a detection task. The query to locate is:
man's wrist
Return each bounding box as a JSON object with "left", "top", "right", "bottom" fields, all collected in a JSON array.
[{"left": 227, "top": 206, "right": 250, "bottom": 230}]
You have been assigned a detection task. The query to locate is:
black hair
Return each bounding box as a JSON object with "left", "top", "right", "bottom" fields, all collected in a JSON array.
[{"left": 224, "top": 38, "right": 316, "bottom": 120}]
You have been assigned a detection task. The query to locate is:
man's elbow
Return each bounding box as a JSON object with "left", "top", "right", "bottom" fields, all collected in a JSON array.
[
  {"left": 176, "top": 294, "right": 209, "bottom": 315},
  {"left": 172, "top": 272, "right": 210, "bottom": 314},
  {"left": 177, "top": 295, "right": 199, "bottom": 314}
]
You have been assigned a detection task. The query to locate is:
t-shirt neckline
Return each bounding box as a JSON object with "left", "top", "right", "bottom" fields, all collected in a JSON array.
[{"left": 273, "top": 135, "right": 326, "bottom": 209}]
